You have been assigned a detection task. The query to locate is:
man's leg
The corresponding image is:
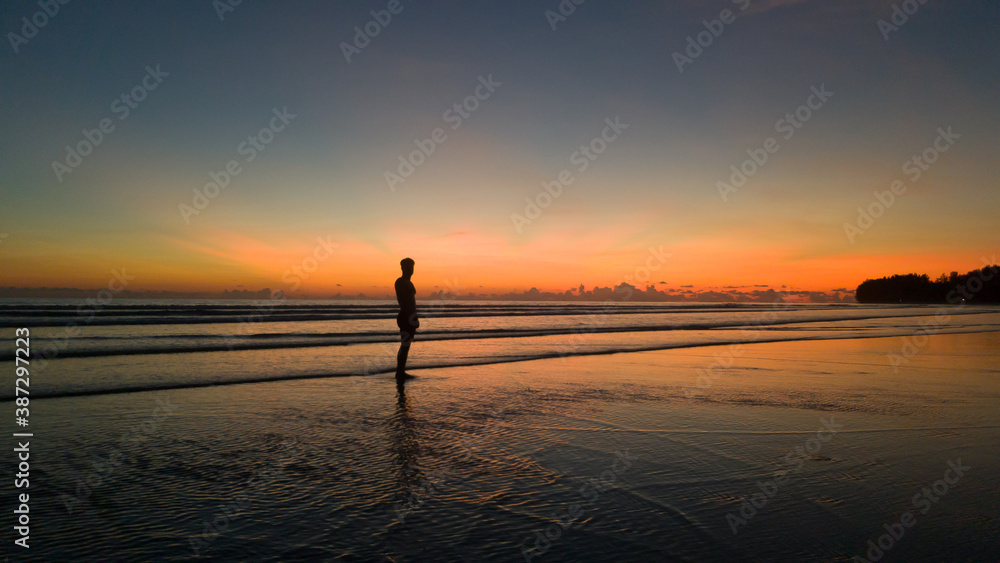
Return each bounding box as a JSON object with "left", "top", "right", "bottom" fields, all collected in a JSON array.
[{"left": 396, "top": 332, "right": 412, "bottom": 375}]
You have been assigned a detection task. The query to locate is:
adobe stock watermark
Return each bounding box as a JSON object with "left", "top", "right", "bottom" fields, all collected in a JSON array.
[
  {"left": 557, "top": 246, "right": 671, "bottom": 357},
  {"left": 352, "top": 277, "right": 467, "bottom": 393},
  {"left": 853, "top": 459, "right": 969, "bottom": 562},
  {"left": 393, "top": 402, "right": 509, "bottom": 524},
  {"left": 341, "top": 0, "right": 411, "bottom": 63},
  {"left": 52, "top": 65, "right": 170, "bottom": 183},
  {"left": 544, "top": 0, "right": 587, "bottom": 31},
  {"left": 31, "top": 268, "right": 134, "bottom": 374},
  {"left": 511, "top": 116, "right": 629, "bottom": 234},
  {"left": 189, "top": 440, "right": 305, "bottom": 557},
  {"left": 887, "top": 257, "right": 997, "bottom": 373},
  {"left": 878, "top": 0, "right": 933, "bottom": 41},
  {"left": 682, "top": 293, "right": 793, "bottom": 401},
  {"left": 844, "top": 126, "right": 959, "bottom": 243},
  {"left": 519, "top": 450, "right": 637, "bottom": 561},
  {"left": 7, "top": 0, "right": 71, "bottom": 54},
  {"left": 221, "top": 235, "right": 339, "bottom": 350},
  {"left": 717, "top": 84, "right": 833, "bottom": 202},
  {"left": 672, "top": 0, "right": 750, "bottom": 73},
  {"left": 726, "top": 416, "right": 843, "bottom": 534},
  {"left": 393, "top": 469, "right": 451, "bottom": 524},
  {"left": 60, "top": 397, "right": 179, "bottom": 514},
  {"left": 280, "top": 236, "right": 340, "bottom": 292},
  {"left": 179, "top": 107, "right": 296, "bottom": 223},
  {"left": 213, "top": 0, "right": 244, "bottom": 22},
  {"left": 384, "top": 74, "right": 501, "bottom": 192}
]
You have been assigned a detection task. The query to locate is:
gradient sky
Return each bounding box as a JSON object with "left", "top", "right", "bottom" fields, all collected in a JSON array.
[{"left": 1, "top": 0, "right": 998, "bottom": 296}]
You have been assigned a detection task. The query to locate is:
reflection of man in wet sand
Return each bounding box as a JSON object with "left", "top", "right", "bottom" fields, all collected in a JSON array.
[{"left": 395, "top": 258, "right": 418, "bottom": 380}]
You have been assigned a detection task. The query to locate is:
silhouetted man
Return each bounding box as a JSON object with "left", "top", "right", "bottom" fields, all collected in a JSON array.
[{"left": 395, "top": 257, "right": 418, "bottom": 379}]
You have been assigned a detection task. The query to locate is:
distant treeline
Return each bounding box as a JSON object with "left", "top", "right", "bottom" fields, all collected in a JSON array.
[{"left": 855, "top": 266, "right": 1000, "bottom": 304}]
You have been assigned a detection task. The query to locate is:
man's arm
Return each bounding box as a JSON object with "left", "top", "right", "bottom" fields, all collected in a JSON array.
[{"left": 394, "top": 277, "right": 404, "bottom": 306}]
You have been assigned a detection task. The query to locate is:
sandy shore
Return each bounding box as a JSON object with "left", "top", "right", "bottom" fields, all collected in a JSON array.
[{"left": 5, "top": 332, "right": 998, "bottom": 561}]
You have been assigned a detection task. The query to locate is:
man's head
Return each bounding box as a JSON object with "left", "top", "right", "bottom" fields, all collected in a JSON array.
[{"left": 400, "top": 257, "right": 415, "bottom": 277}]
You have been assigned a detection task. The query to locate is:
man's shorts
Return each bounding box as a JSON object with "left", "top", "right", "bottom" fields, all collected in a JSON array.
[{"left": 397, "top": 312, "right": 419, "bottom": 342}]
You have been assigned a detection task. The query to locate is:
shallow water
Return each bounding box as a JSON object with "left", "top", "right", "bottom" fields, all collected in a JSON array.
[
  {"left": 1, "top": 299, "right": 998, "bottom": 398},
  {"left": 0, "top": 332, "right": 997, "bottom": 561}
]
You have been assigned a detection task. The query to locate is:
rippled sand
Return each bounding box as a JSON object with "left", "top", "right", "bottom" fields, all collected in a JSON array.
[{"left": 3, "top": 332, "right": 998, "bottom": 561}]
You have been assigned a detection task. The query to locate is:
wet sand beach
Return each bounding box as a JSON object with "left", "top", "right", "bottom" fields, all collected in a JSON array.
[{"left": 3, "top": 331, "right": 997, "bottom": 561}]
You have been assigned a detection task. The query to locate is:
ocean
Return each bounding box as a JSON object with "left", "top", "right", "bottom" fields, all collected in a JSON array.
[
  {"left": 2, "top": 299, "right": 999, "bottom": 400},
  {"left": 1, "top": 300, "right": 998, "bottom": 561}
]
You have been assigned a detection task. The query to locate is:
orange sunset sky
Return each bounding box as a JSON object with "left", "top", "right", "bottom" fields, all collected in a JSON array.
[{"left": 1, "top": 1, "right": 997, "bottom": 298}]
